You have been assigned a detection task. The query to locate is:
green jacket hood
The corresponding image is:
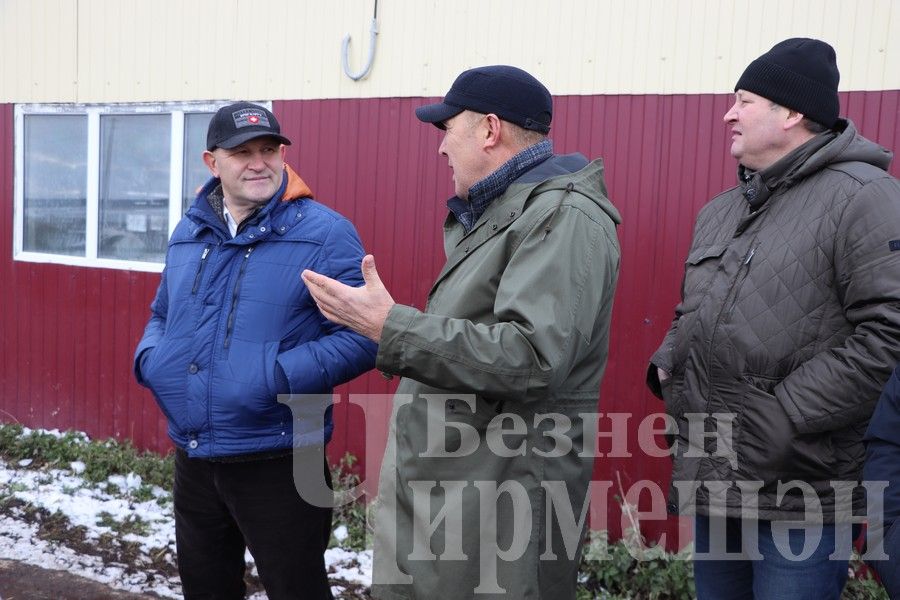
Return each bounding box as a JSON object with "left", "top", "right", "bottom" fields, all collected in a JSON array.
[{"left": 512, "top": 154, "right": 622, "bottom": 226}]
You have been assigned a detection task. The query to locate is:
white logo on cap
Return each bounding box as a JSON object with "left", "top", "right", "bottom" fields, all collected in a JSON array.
[{"left": 232, "top": 108, "right": 271, "bottom": 129}]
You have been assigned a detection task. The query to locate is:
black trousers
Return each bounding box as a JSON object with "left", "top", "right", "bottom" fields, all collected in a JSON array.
[{"left": 174, "top": 448, "right": 333, "bottom": 600}]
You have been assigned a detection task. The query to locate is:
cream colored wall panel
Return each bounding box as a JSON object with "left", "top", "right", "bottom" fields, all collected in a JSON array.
[
  {"left": 0, "top": 0, "right": 897, "bottom": 103},
  {"left": 714, "top": 0, "right": 896, "bottom": 94},
  {"left": 0, "top": 0, "right": 78, "bottom": 102}
]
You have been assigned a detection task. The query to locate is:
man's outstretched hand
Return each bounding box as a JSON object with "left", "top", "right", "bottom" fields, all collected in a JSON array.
[{"left": 302, "top": 255, "right": 395, "bottom": 342}]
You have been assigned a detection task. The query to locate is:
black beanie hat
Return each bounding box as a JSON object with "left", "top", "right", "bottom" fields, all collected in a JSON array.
[{"left": 735, "top": 37, "right": 840, "bottom": 128}]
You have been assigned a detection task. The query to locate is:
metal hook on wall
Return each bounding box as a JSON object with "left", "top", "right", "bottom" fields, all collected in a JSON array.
[{"left": 341, "top": 0, "right": 379, "bottom": 81}]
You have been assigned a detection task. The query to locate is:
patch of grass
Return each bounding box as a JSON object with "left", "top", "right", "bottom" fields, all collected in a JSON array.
[
  {"left": 5, "top": 481, "right": 29, "bottom": 494},
  {"left": 0, "top": 422, "right": 371, "bottom": 549},
  {"left": 131, "top": 484, "right": 158, "bottom": 503},
  {"left": 576, "top": 516, "right": 888, "bottom": 600},
  {"left": 0, "top": 423, "right": 174, "bottom": 490},
  {"left": 577, "top": 529, "right": 695, "bottom": 600},
  {"left": 845, "top": 557, "right": 890, "bottom": 600},
  {"left": 330, "top": 452, "right": 373, "bottom": 551},
  {"left": 4, "top": 496, "right": 179, "bottom": 579},
  {"left": 96, "top": 510, "right": 151, "bottom": 537}
]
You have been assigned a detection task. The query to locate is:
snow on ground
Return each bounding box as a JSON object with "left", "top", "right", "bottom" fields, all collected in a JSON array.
[
  {"left": 0, "top": 513, "right": 182, "bottom": 598},
  {"left": 0, "top": 428, "right": 373, "bottom": 598}
]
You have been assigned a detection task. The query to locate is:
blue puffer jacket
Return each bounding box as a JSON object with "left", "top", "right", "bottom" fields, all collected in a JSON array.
[
  {"left": 864, "top": 365, "right": 900, "bottom": 524},
  {"left": 134, "top": 165, "right": 377, "bottom": 458}
]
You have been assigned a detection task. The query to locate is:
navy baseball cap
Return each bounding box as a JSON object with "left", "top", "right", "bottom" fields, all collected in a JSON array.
[
  {"left": 206, "top": 102, "right": 292, "bottom": 151},
  {"left": 415, "top": 65, "right": 552, "bottom": 134}
]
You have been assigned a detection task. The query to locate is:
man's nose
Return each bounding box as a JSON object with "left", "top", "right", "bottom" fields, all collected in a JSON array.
[
  {"left": 723, "top": 103, "right": 738, "bottom": 123},
  {"left": 248, "top": 152, "right": 266, "bottom": 169}
]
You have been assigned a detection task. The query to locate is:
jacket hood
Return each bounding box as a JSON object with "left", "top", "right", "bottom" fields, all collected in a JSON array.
[
  {"left": 771, "top": 119, "right": 893, "bottom": 187},
  {"left": 521, "top": 154, "right": 623, "bottom": 226},
  {"left": 802, "top": 119, "right": 893, "bottom": 173},
  {"left": 515, "top": 152, "right": 589, "bottom": 183},
  {"left": 281, "top": 163, "right": 313, "bottom": 201}
]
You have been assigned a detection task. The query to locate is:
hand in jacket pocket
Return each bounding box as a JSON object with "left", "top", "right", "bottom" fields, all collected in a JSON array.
[{"left": 738, "top": 377, "right": 836, "bottom": 482}]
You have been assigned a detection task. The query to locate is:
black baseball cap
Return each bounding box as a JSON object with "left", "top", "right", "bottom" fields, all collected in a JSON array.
[
  {"left": 206, "top": 102, "right": 292, "bottom": 151},
  {"left": 415, "top": 65, "right": 552, "bottom": 134}
]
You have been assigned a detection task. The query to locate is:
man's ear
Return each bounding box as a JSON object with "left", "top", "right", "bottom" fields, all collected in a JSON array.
[
  {"left": 783, "top": 110, "right": 806, "bottom": 131},
  {"left": 202, "top": 150, "right": 218, "bottom": 176},
  {"left": 482, "top": 113, "right": 503, "bottom": 149}
]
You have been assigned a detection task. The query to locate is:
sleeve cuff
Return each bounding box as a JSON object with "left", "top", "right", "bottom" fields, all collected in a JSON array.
[
  {"left": 274, "top": 359, "right": 291, "bottom": 395},
  {"left": 375, "top": 304, "right": 419, "bottom": 374},
  {"left": 646, "top": 363, "right": 663, "bottom": 399}
]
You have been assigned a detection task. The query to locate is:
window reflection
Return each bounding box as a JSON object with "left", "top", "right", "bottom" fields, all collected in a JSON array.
[
  {"left": 183, "top": 113, "right": 214, "bottom": 214},
  {"left": 23, "top": 115, "right": 88, "bottom": 255},
  {"left": 98, "top": 114, "right": 170, "bottom": 262},
  {"left": 17, "top": 104, "right": 262, "bottom": 267}
]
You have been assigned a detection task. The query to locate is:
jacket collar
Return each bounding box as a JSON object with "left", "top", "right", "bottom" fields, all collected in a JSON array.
[
  {"left": 429, "top": 158, "right": 609, "bottom": 297},
  {"left": 738, "top": 130, "right": 837, "bottom": 211}
]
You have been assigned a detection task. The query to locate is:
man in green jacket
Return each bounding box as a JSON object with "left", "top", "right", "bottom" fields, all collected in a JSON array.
[
  {"left": 303, "top": 65, "right": 621, "bottom": 599},
  {"left": 647, "top": 38, "right": 900, "bottom": 599}
]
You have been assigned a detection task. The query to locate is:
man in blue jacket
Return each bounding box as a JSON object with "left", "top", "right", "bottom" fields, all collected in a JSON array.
[
  {"left": 134, "top": 102, "right": 376, "bottom": 600},
  {"left": 864, "top": 369, "right": 900, "bottom": 598}
]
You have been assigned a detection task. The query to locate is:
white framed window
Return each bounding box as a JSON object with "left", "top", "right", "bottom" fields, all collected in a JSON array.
[{"left": 13, "top": 102, "right": 266, "bottom": 272}]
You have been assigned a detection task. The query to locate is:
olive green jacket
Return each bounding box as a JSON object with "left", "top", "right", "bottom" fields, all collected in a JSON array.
[{"left": 371, "top": 155, "right": 621, "bottom": 599}]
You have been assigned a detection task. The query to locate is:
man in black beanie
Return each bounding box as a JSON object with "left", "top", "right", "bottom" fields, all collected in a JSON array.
[{"left": 648, "top": 38, "right": 900, "bottom": 599}]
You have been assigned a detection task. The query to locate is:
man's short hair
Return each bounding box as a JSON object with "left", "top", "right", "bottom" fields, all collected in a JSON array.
[
  {"left": 506, "top": 122, "right": 547, "bottom": 148},
  {"left": 801, "top": 118, "right": 831, "bottom": 135}
]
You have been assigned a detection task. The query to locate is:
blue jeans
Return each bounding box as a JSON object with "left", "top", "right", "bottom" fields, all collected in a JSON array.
[{"left": 693, "top": 515, "right": 852, "bottom": 600}]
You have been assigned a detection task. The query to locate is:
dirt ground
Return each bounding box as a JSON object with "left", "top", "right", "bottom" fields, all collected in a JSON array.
[
  {"left": 0, "top": 559, "right": 372, "bottom": 599},
  {"left": 0, "top": 559, "right": 162, "bottom": 600}
]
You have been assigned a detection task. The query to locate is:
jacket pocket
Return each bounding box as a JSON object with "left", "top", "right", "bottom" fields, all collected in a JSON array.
[
  {"left": 414, "top": 394, "right": 501, "bottom": 458},
  {"left": 135, "top": 347, "right": 155, "bottom": 387},
  {"left": 670, "top": 243, "right": 729, "bottom": 367},
  {"left": 681, "top": 242, "right": 728, "bottom": 306},
  {"left": 445, "top": 394, "right": 500, "bottom": 432},
  {"left": 660, "top": 375, "right": 679, "bottom": 415},
  {"left": 138, "top": 337, "right": 192, "bottom": 433},
  {"left": 736, "top": 376, "right": 836, "bottom": 483},
  {"left": 687, "top": 242, "right": 729, "bottom": 264},
  {"left": 214, "top": 339, "right": 285, "bottom": 427}
]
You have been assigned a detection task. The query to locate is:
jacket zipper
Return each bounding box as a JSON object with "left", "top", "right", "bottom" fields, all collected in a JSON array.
[
  {"left": 206, "top": 243, "right": 253, "bottom": 452},
  {"left": 191, "top": 245, "right": 212, "bottom": 294},
  {"left": 223, "top": 245, "right": 254, "bottom": 349},
  {"left": 727, "top": 246, "right": 756, "bottom": 316}
]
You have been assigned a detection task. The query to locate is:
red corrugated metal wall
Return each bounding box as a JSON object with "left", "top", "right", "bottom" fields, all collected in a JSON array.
[{"left": 2, "top": 92, "right": 899, "bottom": 542}]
